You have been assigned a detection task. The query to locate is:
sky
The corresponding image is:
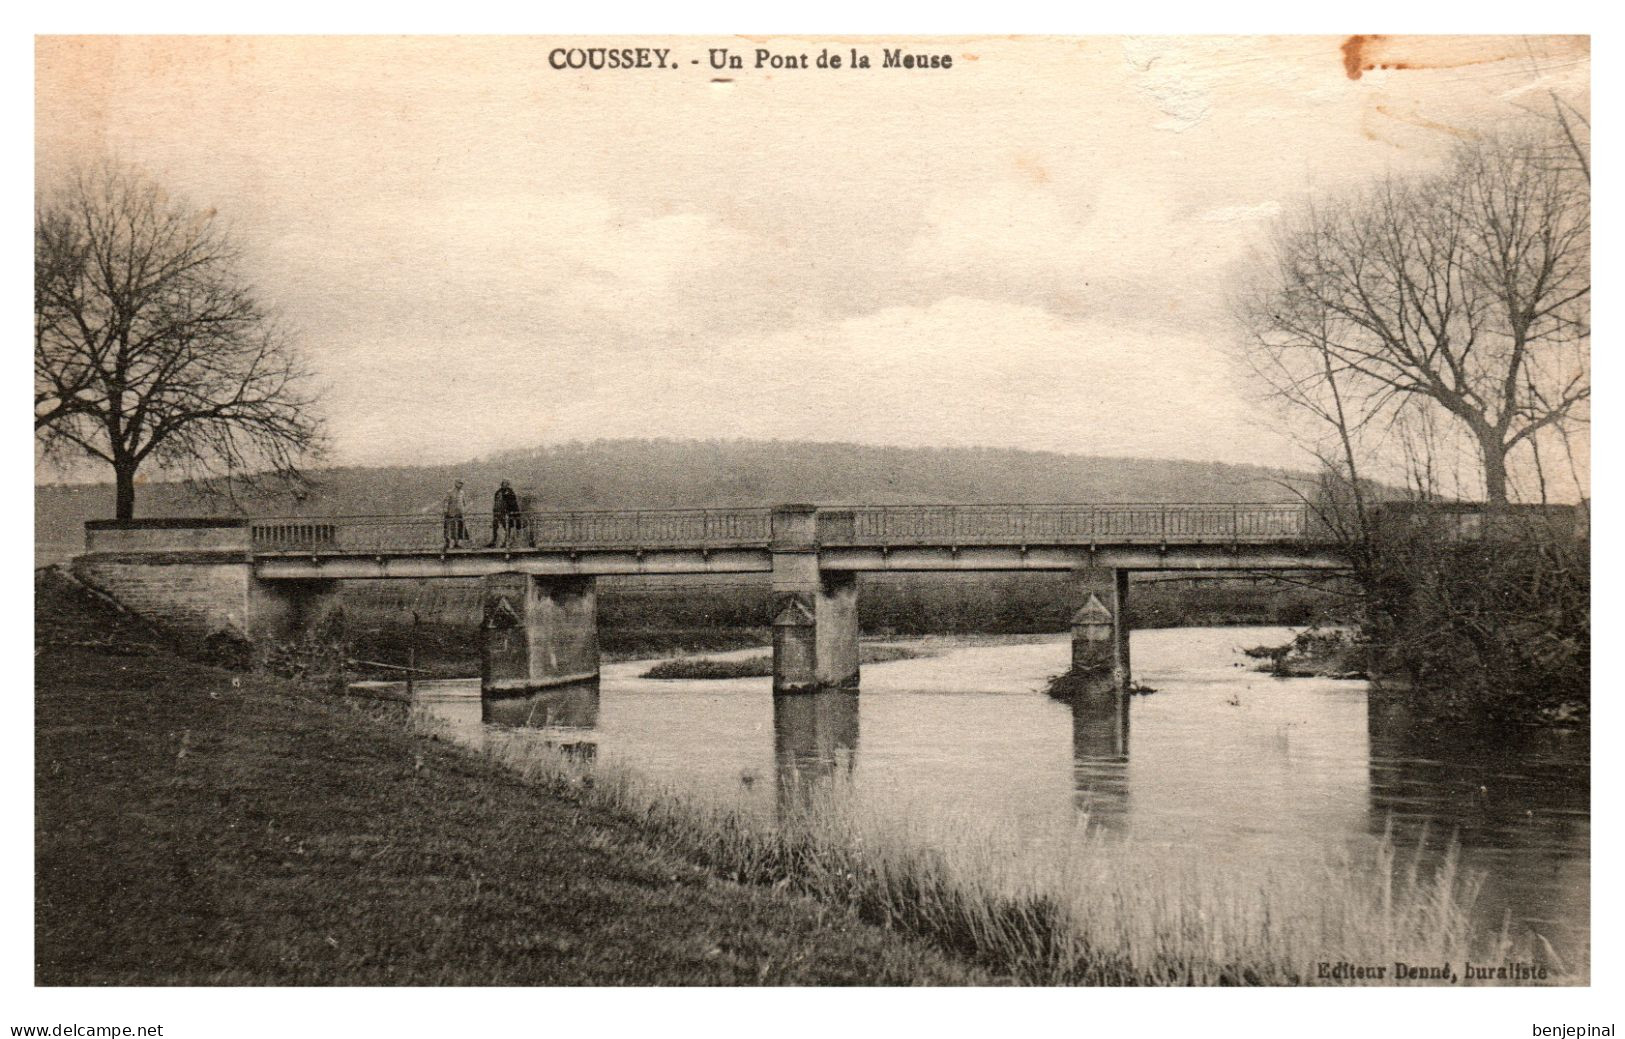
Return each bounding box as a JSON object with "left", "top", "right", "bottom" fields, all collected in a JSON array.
[{"left": 34, "top": 34, "right": 1590, "bottom": 482}]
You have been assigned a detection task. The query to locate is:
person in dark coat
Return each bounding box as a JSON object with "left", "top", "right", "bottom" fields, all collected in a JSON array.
[{"left": 488, "top": 480, "right": 523, "bottom": 548}]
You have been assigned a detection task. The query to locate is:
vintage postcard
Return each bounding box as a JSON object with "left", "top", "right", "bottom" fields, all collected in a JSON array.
[{"left": 29, "top": 31, "right": 1592, "bottom": 1025}]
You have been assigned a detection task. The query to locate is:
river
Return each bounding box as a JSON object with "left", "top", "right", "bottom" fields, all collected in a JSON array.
[{"left": 405, "top": 625, "right": 1589, "bottom": 964}]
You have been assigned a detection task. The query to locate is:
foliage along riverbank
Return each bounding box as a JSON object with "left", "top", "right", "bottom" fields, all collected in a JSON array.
[{"left": 1297, "top": 520, "right": 1589, "bottom": 726}]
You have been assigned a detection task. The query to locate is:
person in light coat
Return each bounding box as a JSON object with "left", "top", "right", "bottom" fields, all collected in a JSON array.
[{"left": 442, "top": 479, "right": 469, "bottom": 549}]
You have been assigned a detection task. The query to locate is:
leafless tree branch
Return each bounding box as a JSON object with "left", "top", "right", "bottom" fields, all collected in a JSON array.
[{"left": 35, "top": 162, "right": 326, "bottom": 518}]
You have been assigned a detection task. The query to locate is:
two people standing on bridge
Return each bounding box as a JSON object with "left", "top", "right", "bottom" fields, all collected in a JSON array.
[{"left": 442, "top": 478, "right": 525, "bottom": 549}]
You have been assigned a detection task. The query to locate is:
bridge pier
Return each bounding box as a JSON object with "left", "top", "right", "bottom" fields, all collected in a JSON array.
[
  {"left": 1071, "top": 567, "right": 1130, "bottom": 691},
  {"left": 771, "top": 505, "right": 859, "bottom": 693},
  {"left": 480, "top": 572, "right": 600, "bottom": 697}
]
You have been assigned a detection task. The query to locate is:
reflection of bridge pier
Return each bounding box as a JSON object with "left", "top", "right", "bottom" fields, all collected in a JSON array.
[
  {"left": 773, "top": 691, "right": 860, "bottom": 814},
  {"left": 482, "top": 677, "right": 601, "bottom": 728},
  {"left": 1067, "top": 686, "right": 1131, "bottom": 829},
  {"left": 482, "top": 678, "right": 600, "bottom": 759}
]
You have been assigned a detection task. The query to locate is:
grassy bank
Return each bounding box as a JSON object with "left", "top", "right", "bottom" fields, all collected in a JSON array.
[{"left": 34, "top": 573, "right": 984, "bottom": 985}]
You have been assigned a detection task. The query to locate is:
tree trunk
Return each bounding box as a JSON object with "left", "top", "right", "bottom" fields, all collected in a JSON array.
[
  {"left": 1479, "top": 434, "right": 1510, "bottom": 506},
  {"left": 114, "top": 462, "right": 137, "bottom": 520}
]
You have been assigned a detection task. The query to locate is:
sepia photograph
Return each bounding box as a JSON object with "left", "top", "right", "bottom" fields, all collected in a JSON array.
[{"left": 24, "top": 27, "right": 1594, "bottom": 1019}]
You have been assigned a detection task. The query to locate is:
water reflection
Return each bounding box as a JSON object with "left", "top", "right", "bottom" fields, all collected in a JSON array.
[
  {"left": 402, "top": 629, "right": 1588, "bottom": 961},
  {"left": 1366, "top": 693, "right": 1589, "bottom": 951},
  {"left": 773, "top": 691, "right": 860, "bottom": 814},
  {"left": 1068, "top": 692, "right": 1130, "bottom": 829},
  {"left": 482, "top": 679, "right": 601, "bottom": 759}
]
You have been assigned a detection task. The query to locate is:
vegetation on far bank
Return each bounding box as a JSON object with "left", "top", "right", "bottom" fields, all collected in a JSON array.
[{"left": 641, "top": 644, "right": 930, "bottom": 680}]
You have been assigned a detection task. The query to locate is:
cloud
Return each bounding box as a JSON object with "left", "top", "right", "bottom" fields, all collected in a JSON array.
[
  {"left": 1200, "top": 201, "right": 1282, "bottom": 223},
  {"left": 269, "top": 176, "right": 1291, "bottom": 469},
  {"left": 906, "top": 182, "right": 1093, "bottom": 284},
  {"left": 37, "top": 36, "right": 1582, "bottom": 481},
  {"left": 507, "top": 296, "right": 1279, "bottom": 464},
  {"left": 897, "top": 176, "right": 1241, "bottom": 331},
  {"left": 1121, "top": 37, "right": 1215, "bottom": 132}
]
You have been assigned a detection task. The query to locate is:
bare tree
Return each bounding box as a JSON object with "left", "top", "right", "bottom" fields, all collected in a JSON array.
[
  {"left": 1238, "top": 127, "right": 1589, "bottom": 505},
  {"left": 35, "top": 163, "right": 324, "bottom": 519}
]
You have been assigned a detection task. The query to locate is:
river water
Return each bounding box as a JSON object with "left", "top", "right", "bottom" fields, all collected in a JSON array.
[{"left": 407, "top": 625, "right": 1589, "bottom": 961}]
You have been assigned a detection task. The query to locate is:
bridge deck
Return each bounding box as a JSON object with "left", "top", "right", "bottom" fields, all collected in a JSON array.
[
  {"left": 235, "top": 504, "right": 1351, "bottom": 578},
  {"left": 92, "top": 501, "right": 1577, "bottom": 579}
]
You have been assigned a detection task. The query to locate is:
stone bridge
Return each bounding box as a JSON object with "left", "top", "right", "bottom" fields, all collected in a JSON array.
[{"left": 74, "top": 503, "right": 1360, "bottom": 697}]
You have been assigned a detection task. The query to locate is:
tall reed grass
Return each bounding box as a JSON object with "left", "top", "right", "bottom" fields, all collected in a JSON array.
[{"left": 441, "top": 721, "right": 1573, "bottom": 986}]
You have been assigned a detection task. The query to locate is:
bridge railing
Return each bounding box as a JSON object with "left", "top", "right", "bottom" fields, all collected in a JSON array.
[
  {"left": 527, "top": 508, "right": 774, "bottom": 547},
  {"left": 814, "top": 503, "right": 1312, "bottom": 546},
  {"left": 250, "top": 508, "right": 775, "bottom": 554},
  {"left": 216, "top": 501, "right": 1587, "bottom": 556}
]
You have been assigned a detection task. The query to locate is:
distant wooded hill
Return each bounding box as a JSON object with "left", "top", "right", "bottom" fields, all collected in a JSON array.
[{"left": 35, "top": 439, "right": 1304, "bottom": 564}]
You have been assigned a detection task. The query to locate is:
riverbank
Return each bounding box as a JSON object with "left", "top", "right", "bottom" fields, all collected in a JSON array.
[{"left": 33, "top": 572, "right": 985, "bottom": 985}]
